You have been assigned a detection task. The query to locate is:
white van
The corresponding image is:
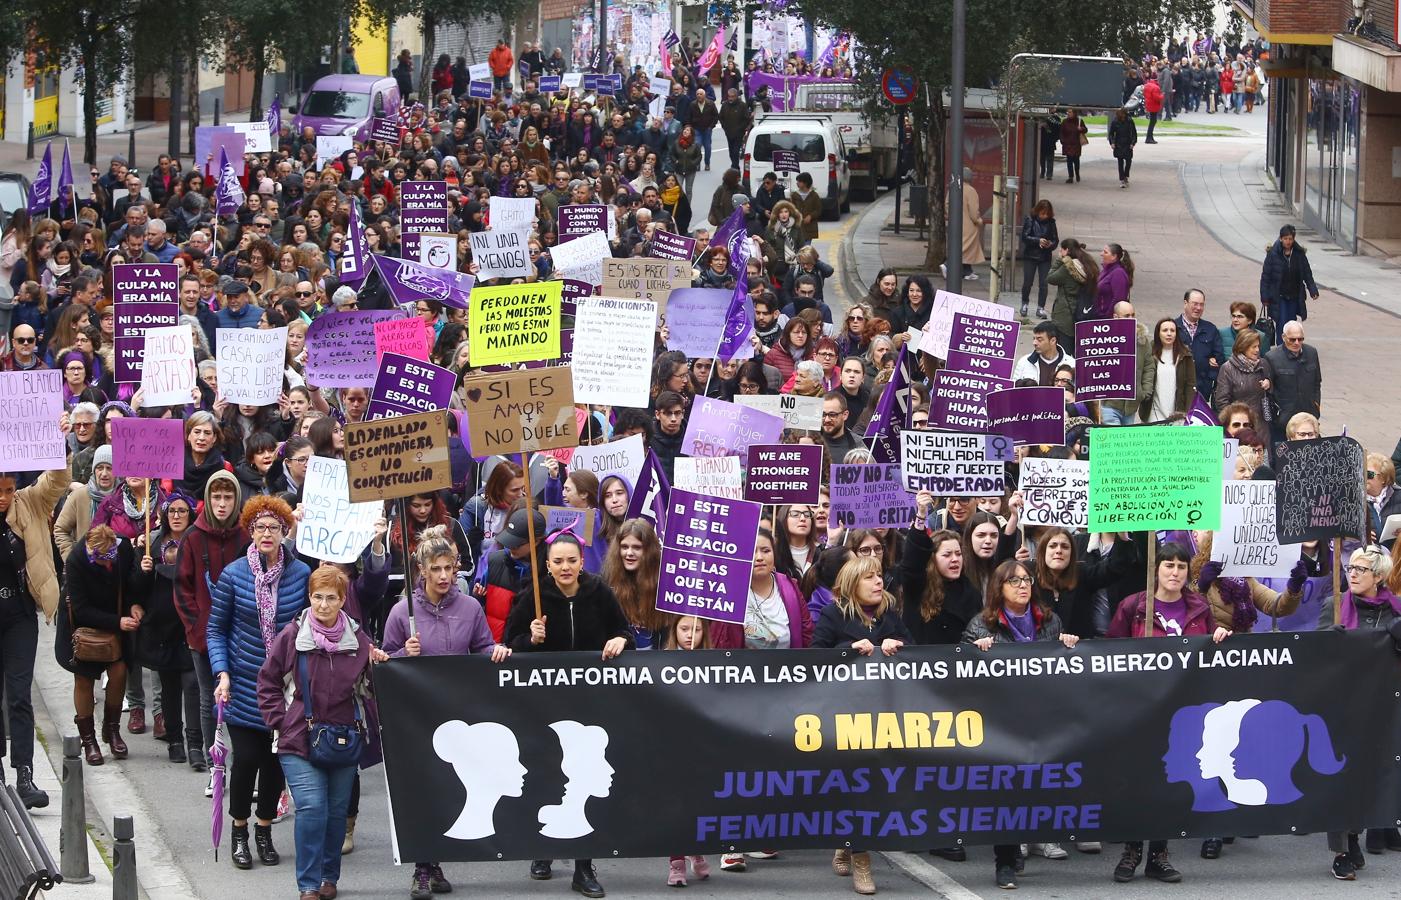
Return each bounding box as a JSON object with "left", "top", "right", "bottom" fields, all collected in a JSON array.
[{"left": 742, "top": 113, "right": 851, "bottom": 220}]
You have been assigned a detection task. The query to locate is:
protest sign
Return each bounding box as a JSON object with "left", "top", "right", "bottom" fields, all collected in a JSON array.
[
  {"left": 657, "top": 489, "right": 761, "bottom": 624},
  {"left": 985, "top": 386, "right": 1066, "bottom": 446},
  {"left": 538, "top": 75, "right": 562, "bottom": 93},
  {"left": 468, "top": 80, "right": 493, "bottom": 99},
  {"left": 109, "top": 416, "right": 185, "bottom": 480},
  {"left": 900, "top": 431, "right": 1007, "bottom": 496},
  {"left": 305, "top": 310, "right": 403, "bottom": 387},
  {"left": 216, "top": 327, "right": 286, "bottom": 405},
  {"left": 367, "top": 353, "right": 456, "bottom": 420},
  {"left": 542, "top": 506, "right": 596, "bottom": 545},
  {"left": 416, "top": 233, "right": 457, "bottom": 270},
  {"left": 771, "top": 149, "right": 800, "bottom": 173},
  {"left": 560, "top": 279, "right": 594, "bottom": 315},
  {"left": 733, "top": 394, "right": 822, "bottom": 431},
  {"left": 985, "top": 433, "right": 1016, "bottom": 462},
  {"left": 1223, "top": 437, "right": 1240, "bottom": 480},
  {"left": 522, "top": 329, "right": 573, "bottom": 369},
  {"left": 194, "top": 125, "right": 239, "bottom": 174},
  {"left": 344, "top": 410, "right": 452, "bottom": 502},
  {"left": 229, "top": 120, "right": 271, "bottom": 153},
  {"left": 112, "top": 264, "right": 179, "bottom": 382},
  {"left": 558, "top": 204, "right": 609, "bottom": 242},
  {"left": 548, "top": 231, "right": 610, "bottom": 286},
  {"left": 582, "top": 74, "right": 600, "bottom": 91},
  {"left": 469, "top": 228, "right": 532, "bottom": 280},
  {"left": 461, "top": 368, "right": 578, "bottom": 456},
  {"left": 0, "top": 371, "right": 65, "bottom": 471},
  {"left": 561, "top": 72, "right": 582, "bottom": 88},
  {"left": 1074, "top": 319, "right": 1137, "bottom": 400},
  {"left": 601, "top": 259, "right": 690, "bottom": 320},
  {"left": 369, "top": 117, "right": 400, "bottom": 143},
  {"left": 469, "top": 282, "right": 562, "bottom": 366},
  {"left": 682, "top": 397, "right": 785, "bottom": 459},
  {"left": 920, "top": 290, "right": 1016, "bottom": 360},
  {"left": 830, "top": 464, "right": 916, "bottom": 529},
  {"left": 468, "top": 62, "right": 490, "bottom": 81},
  {"left": 315, "top": 135, "right": 352, "bottom": 169},
  {"left": 374, "top": 317, "right": 431, "bottom": 365},
  {"left": 488, "top": 196, "right": 538, "bottom": 232},
  {"left": 296, "top": 457, "right": 383, "bottom": 564},
  {"left": 745, "top": 444, "right": 822, "bottom": 504},
  {"left": 1018, "top": 457, "right": 1090, "bottom": 528},
  {"left": 927, "top": 369, "right": 1010, "bottom": 433},
  {"left": 1274, "top": 436, "right": 1367, "bottom": 544},
  {"left": 400, "top": 181, "right": 449, "bottom": 233},
  {"left": 675, "top": 456, "right": 744, "bottom": 500},
  {"left": 945, "top": 349, "right": 1015, "bottom": 380},
  {"left": 568, "top": 433, "right": 645, "bottom": 486},
  {"left": 949, "top": 312, "right": 1018, "bottom": 360},
  {"left": 665, "top": 288, "right": 729, "bottom": 357},
  {"left": 1088, "top": 425, "right": 1222, "bottom": 532},
  {"left": 1213, "top": 480, "right": 1301, "bottom": 579},
  {"left": 139, "top": 325, "right": 195, "bottom": 406},
  {"left": 648, "top": 230, "right": 697, "bottom": 262},
  {"left": 373, "top": 255, "right": 476, "bottom": 309},
  {"left": 571, "top": 297, "right": 655, "bottom": 407}
]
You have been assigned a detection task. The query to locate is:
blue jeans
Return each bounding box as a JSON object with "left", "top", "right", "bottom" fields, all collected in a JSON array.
[
  {"left": 1272, "top": 296, "right": 1302, "bottom": 326},
  {"left": 1099, "top": 405, "right": 1137, "bottom": 426},
  {"left": 280, "top": 754, "right": 356, "bottom": 892},
  {"left": 697, "top": 128, "right": 713, "bottom": 166},
  {"left": 493, "top": 75, "right": 510, "bottom": 93}
]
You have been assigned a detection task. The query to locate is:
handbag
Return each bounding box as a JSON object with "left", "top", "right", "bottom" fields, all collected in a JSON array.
[
  {"left": 71, "top": 575, "right": 122, "bottom": 664},
  {"left": 298, "top": 651, "right": 364, "bottom": 769}
]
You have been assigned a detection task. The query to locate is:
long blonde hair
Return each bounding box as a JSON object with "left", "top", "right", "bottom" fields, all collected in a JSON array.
[{"left": 833, "top": 555, "right": 895, "bottom": 627}]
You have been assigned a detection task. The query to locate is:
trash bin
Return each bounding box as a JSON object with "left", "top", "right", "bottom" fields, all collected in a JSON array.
[{"left": 908, "top": 184, "right": 928, "bottom": 222}]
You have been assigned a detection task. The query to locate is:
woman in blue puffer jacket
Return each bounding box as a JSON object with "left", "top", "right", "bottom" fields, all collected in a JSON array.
[{"left": 207, "top": 495, "right": 311, "bottom": 872}]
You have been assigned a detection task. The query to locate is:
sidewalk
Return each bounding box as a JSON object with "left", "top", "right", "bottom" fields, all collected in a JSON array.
[{"left": 0, "top": 119, "right": 221, "bottom": 181}]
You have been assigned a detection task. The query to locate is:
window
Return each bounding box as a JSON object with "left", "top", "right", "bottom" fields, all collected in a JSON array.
[
  {"left": 753, "top": 132, "right": 825, "bottom": 162},
  {"left": 301, "top": 91, "right": 370, "bottom": 119},
  {"left": 373, "top": 92, "right": 385, "bottom": 117}
]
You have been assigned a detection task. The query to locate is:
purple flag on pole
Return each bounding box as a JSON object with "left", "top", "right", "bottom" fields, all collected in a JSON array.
[
  {"left": 339, "top": 201, "right": 369, "bottom": 286},
  {"left": 56, "top": 141, "right": 74, "bottom": 212},
  {"left": 214, "top": 147, "right": 245, "bottom": 216},
  {"left": 864, "top": 343, "right": 913, "bottom": 464},
  {"left": 26, "top": 144, "right": 51, "bottom": 216},
  {"left": 717, "top": 277, "right": 754, "bottom": 363},
  {"left": 265, "top": 95, "right": 281, "bottom": 137},
  {"left": 1185, "top": 391, "right": 1217, "bottom": 426},
  {"left": 625, "top": 449, "right": 671, "bottom": 540},
  {"left": 372, "top": 254, "right": 475, "bottom": 309},
  {"left": 709, "top": 206, "right": 749, "bottom": 280}
]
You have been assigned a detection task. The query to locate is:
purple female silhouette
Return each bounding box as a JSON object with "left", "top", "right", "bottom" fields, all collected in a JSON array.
[
  {"left": 1163, "top": 703, "right": 1234, "bottom": 812},
  {"left": 1231, "top": 700, "right": 1346, "bottom": 805}
]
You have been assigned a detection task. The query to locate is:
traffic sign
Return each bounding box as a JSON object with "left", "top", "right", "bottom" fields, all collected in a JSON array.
[{"left": 881, "top": 67, "right": 918, "bottom": 105}]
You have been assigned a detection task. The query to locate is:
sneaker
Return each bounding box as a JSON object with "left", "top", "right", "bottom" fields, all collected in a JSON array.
[
  {"left": 1332, "top": 853, "right": 1357, "bottom": 881},
  {"left": 1145, "top": 851, "right": 1182, "bottom": 882},
  {"left": 411, "top": 864, "right": 434, "bottom": 899},
  {"left": 1113, "top": 844, "right": 1142, "bottom": 882},
  {"left": 996, "top": 865, "right": 1017, "bottom": 889},
  {"left": 719, "top": 853, "right": 745, "bottom": 872},
  {"left": 1035, "top": 307, "right": 1047, "bottom": 319},
  {"left": 745, "top": 851, "right": 778, "bottom": 859},
  {"left": 1201, "top": 838, "right": 1222, "bottom": 859},
  {"left": 689, "top": 856, "right": 710, "bottom": 880},
  {"left": 428, "top": 864, "right": 451, "bottom": 893},
  {"left": 1119, "top": 181, "right": 1127, "bottom": 189},
  {"left": 205, "top": 772, "right": 217, "bottom": 798},
  {"left": 668, "top": 858, "right": 687, "bottom": 888},
  {"left": 964, "top": 272, "right": 979, "bottom": 281},
  {"left": 1032, "top": 842, "right": 1068, "bottom": 859},
  {"left": 1076, "top": 842, "right": 1102, "bottom": 853}
]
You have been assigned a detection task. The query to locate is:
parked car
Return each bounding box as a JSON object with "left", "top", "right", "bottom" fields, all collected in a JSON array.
[
  {"left": 292, "top": 74, "right": 402, "bottom": 144},
  {"left": 742, "top": 113, "right": 851, "bottom": 220},
  {"left": 0, "top": 173, "right": 31, "bottom": 230}
]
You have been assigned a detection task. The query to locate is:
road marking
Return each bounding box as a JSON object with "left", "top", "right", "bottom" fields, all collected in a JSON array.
[{"left": 882, "top": 850, "right": 985, "bottom": 899}]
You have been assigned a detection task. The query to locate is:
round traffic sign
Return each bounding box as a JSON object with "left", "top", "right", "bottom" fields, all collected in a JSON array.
[{"left": 881, "top": 67, "right": 918, "bottom": 105}]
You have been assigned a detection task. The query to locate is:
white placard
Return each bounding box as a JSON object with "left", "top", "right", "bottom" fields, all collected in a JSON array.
[
  {"left": 488, "top": 196, "right": 537, "bottom": 231},
  {"left": 469, "top": 228, "right": 533, "bottom": 280},
  {"left": 548, "top": 230, "right": 610, "bottom": 287},
  {"left": 296, "top": 457, "right": 383, "bottom": 564},
  {"left": 1018, "top": 457, "right": 1090, "bottom": 528},
  {"left": 216, "top": 327, "right": 286, "bottom": 406},
  {"left": 675, "top": 456, "right": 743, "bottom": 500},
  {"left": 0, "top": 370, "right": 65, "bottom": 471},
  {"left": 568, "top": 433, "right": 645, "bottom": 487},
  {"left": 572, "top": 297, "right": 657, "bottom": 407},
  {"left": 315, "top": 135, "right": 353, "bottom": 169},
  {"left": 139, "top": 325, "right": 196, "bottom": 407},
  {"left": 416, "top": 233, "right": 458, "bottom": 270},
  {"left": 1212, "top": 480, "right": 1301, "bottom": 579},
  {"left": 562, "top": 72, "right": 583, "bottom": 88},
  {"left": 230, "top": 121, "right": 272, "bottom": 153},
  {"left": 469, "top": 62, "right": 491, "bottom": 82},
  {"left": 1222, "top": 437, "right": 1240, "bottom": 480},
  {"left": 733, "top": 393, "right": 822, "bottom": 430},
  {"left": 900, "top": 430, "right": 1007, "bottom": 496},
  {"left": 919, "top": 290, "right": 1017, "bottom": 360}
]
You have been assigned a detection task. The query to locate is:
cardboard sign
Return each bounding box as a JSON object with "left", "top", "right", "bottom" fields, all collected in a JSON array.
[
  {"left": 1274, "top": 436, "right": 1367, "bottom": 544},
  {"left": 928, "top": 369, "right": 1010, "bottom": 433},
  {"left": 296, "top": 457, "right": 383, "bottom": 564},
  {"left": 572, "top": 296, "right": 656, "bottom": 408},
  {"left": 216, "top": 327, "right": 286, "bottom": 406},
  {"left": 417, "top": 233, "right": 457, "bottom": 270},
  {"left": 648, "top": 231, "right": 697, "bottom": 262},
  {"left": 771, "top": 149, "right": 800, "bottom": 173},
  {"left": 568, "top": 434, "right": 646, "bottom": 487},
  {"left": 461, "top": 368, "right": 578, "bottom": 456},
  {"left": 657, "top": 489, "right": 761, "bottom": 624},
  {"left": 949, "top": 312, "right": 1018, "bottom": 360},
  {"left": 601, "top": 259, "right": 691, "bottom": 320},
  {"left": 469, "top": 282, "right": 562, "bottom": 366},
  {"left": 112, "top": 264, "right": 180, "bottom": 383},
  {"left": 109, "top": 416, "right": 185, "bottom": 480},
  {"left": 1074, "top": 319, "right": 1137, "bottom": 401},
  {"left": 305, "top": 310, "right": 403, "bottom": 388},
  {"left": 400, "top": 181, "right": 450, "bottom": 233},
  {"left": 315, "top": 135, "right": 352, "bottom": 169},
  {"left": 488, "top": 196, "right": 538, "bottom": 232},
  {"left": 985, "top": 386, "right": 1066, "bottom": 446},
  {"left": 344, "top": 410, "right": 452, "bottom": 502},
  {"left": 542, "top": 506, "right": 596, "bottom": 545},
  {"left": 745, "top": 444, "right": 823, "bottom": 504},
  {"left": 830, "top": 463, "right": 916, "bottom": 529},
  {"left": 0, "top": 370, "right": 65, "bottom": 471},
  {"left": 369, "top": 117, "right": 401, "bottom": 143},
  {"left": 920, "top": 290, "right": 1015, "bottom": 360},
  {"left": 366, "top": 353, "right": 456, "bottom": 420},
  {"left": 548, "top": 230, "right": 610, "bottom": 286},
  {"left": 373, "top": 317, "right": 432, "bottom": 365},
  {"left": 732, "top": 394, "right": 823, "bottom": 431},
  {"left": 682, "top": 397, "right": 785, "bottom": 459},
  {"left": 664, "top": 288, "right": 730, "bottom": 357},
  {"left": 139, "top": 325, "right": 195, "bottom": 407},
  {"left": 900, "top": 431, "right": 1007, "bottom": 496},
  {"left": 1018, "top": 457, "right": 1090, "bottom": 528},
  {"left": 1088, "top": 425, "right": 1222, "bottom": 533},
  {"left": 675, "top": 456, "right": 744, "bottom": 500},
  {"left": 469, "top": 228, "right": 533, "bottom": 280},
  {"left": 1214, "top": 480, "right": 1301, "bottom": 578}
]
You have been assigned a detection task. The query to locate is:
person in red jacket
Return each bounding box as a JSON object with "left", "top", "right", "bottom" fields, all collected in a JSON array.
[
  {"left": 1143, "top": 76, "right": 1164, "bottom": 144},
  {"left": 488, "top": 39, "right": 514, "bottom": 93}
]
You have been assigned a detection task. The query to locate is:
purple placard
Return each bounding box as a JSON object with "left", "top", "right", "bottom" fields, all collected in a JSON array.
[
  {"left": 523, "top": 330, "right": 574, "bottom": 369},
  {"left": 557, "top": 204, "right": 608, "bottom": 243},
  {"left": 369, "top": 117, "right": 400, "bottom": 143},
  {"left": 538, "top": 75, "right": 562, "bottom": 93},
  {"left": 366, "top": 353, "right": 456, "bottom": 419},
  {"left": 664, "top": 288, "right": 729, "bottom": 357},
  {"left": 771, "top": 149, "right": 800, "bottom": 173},
  {"left": 745, "top": 444, "right": 823, "bottom": 504},
  {"left": 657, "top": 488, "right": 762, "bottom": 624},
  {"left": 928, "top": 369, "right": 1011, "bottom": 433},
  {"left": 110, "top": 417, "right": 185, "bottom": 480},
  {"left": 830, "top": 464, "right": 917, "bottom": 529},
  {"left": 582, "top": 74, "right": 601, "bottom": 91},
  {"left": 597, "top": 74, "right": 622, "bottom": 96},
  {"left": 112, "top": 266, "right": 180, "bottom": 386},
  {"left": 682, "top": 396, "right": 785, "bottom": 458},
  {"left": 950, "top": 312, "right": 1019, "bottom": 359},
  {"left": 986, "top": 386, "right": 1067, "bottom": 446},
  {"left": 304, "top": 309, "right": 404, "bottom": 387},
  {"left": 399, "top": 181, "right": 449, "bottom": 233},
  {"left": 946, "top": 349, "right": 1015, "bottom": 380},
  {"left": 560, "top": 278, "right": 594, "bottom": 316},
  {"left": 649, "top": 230, "right": 697, "bottom": 261},
  {"left": 1074, "top": 318, "right": 1137, "bottom": 401},
  {"left": 468, "top": 80, "right": 493, "bottom": 100}
]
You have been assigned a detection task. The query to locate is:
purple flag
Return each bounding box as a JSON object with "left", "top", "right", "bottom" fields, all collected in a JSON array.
[
  {"left": 339, "top": 201, "right": 369, "bottom": 286},
  {"left": 372, "top": 254, "right": 475, "bottom": 309},
  {"left": 56, "top": 141, "right": 74, "bottom": 212},
  {"left": 1185, "top": 391, "right": 1217, "bottom": 426},
  {"left": 265, "top": 95, "right": 281, "bottom": 137},
  {"left": 864, "top": 343, "right": 913, "bottom": 464},
  {"left": 26, "top": 144, "right": 51, "bottom": 216},
  {"left": 708, "top": 206, "right": 749, "bottom": 280},
  {"left": 625, "top": 449, "right": 671, "bottom": 540},
  {"left": 717, "top": 277, "right": 754, "bottom": 363},
  {"left": 214, "top": 147, "right": 245, "bottom": 216}
]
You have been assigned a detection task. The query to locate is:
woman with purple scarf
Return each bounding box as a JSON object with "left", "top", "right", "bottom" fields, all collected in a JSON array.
[{"left": 207, "top": 496, "right": 311, "bottom": 872}]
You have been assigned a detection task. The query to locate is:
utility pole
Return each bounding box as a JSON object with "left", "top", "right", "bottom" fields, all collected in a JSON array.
[
  {"left": 598, "top": 0, "right": 609, "bottom": 70},
  {"left": 945, "top": 0, "right": 966, "bottom": 291}
]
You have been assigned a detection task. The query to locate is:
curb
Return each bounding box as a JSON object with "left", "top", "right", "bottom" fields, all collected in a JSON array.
[{"left": 838, "top": 190, "right": 899, "bottom": 307}]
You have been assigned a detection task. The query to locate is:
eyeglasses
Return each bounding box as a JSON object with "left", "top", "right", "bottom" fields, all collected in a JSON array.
[
  {"left": 1367, "top": 470, "right": 1378, "bottom": 479},
  {"left": 12, "top": 336, "right": 35, "bottom": 344},
  {"left": 251, "top": 522, "right": 284, "bottom": 535},
  {"left": 72, "top": 420, "right": 95, "bottom": 428},
  {"left": 309, "top": 594, "right": 342, "bottom": 605},
  {"left": 252, "top": 222, "right": 271, "bottom": 228},
  {"left": 1054, "top": 378, "right": 1074, "bottom": 387},
  {"left": 816, "top": 350, "right": 837, "bottom": 359},
  {"left": 856, "top": 545, "right": 884, "bottom": 557},
  {"left": 1344, "top": 565, "right": 1375, "bottom": 576},
  {"left": 168, "top": 508, "right": 190, "bottom": 516},
  {"left": 296, "top": 291, "right": 314, "bottom": 297},
  {"left": 821, "top": 411, "right": 840, "bottom": 419},
  {"left": 288, "top": 455, "right": 312, "bottom": 465},
  {"left": 847, "top": 314, "right": 866, "bottom": 322},
  {"left": 787, "top": 510, "right": 814, "bottom": 519},
  {"left": 65, "top": 365, "right": 86, "bottom": 373},
  {"left": 1293, "top": 430, "right": 1318, "bottom": 439},
  {"left": 1006, "top": 576, "right": 1034, "bottom": 586}
]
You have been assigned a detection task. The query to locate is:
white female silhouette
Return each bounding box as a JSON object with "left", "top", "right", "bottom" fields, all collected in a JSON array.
[
  {"left": 1197, "top": 699, "right": 1268, "bottom": 806},
  {"left": 538, "top": 720, "right": 614, "bottom": 839},
  {"left": 433, "top": 720, "right": 527, "bottom": 840}
]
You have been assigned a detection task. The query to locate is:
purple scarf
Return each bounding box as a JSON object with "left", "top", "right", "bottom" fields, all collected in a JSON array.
[
  {"left": 1340, "top": 588, "right": 1401, "bottom": 630},
  {"left": 310, "top": 611, "right": 349, "bottom": 653},
  {"left": 246, "top": 541, "right": 285, "bottom": 654},
  {"left": 1215, "top": 576, "right": 1258, "bottom": 633}
]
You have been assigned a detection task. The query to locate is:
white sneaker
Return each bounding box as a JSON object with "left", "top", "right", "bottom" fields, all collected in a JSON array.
[
  {"left": 720, "top": 853, "right": 746, "bottom": 871},
  {"left": 1032, "top": 842, "right": 1069, "bottom": 859},
  {"left": 204, "top": 772, "right": 217, "bottom": 798},
  {"left": 963, "top": 272, "right": 979, "bottom": 281},
  {"left": 746, "top": 850, "right": 778, "bottom": 859},
  {"left": 939, "top": 263, "right": 948, "bottom": 279}
]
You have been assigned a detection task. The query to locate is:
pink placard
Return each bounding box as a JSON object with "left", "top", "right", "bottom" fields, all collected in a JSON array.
[
  {"left": 110, "top": 417, "right": 186, "bottom": 480},
  {"left": 373, "top": 317, "right": 432, "bottom": 366}
]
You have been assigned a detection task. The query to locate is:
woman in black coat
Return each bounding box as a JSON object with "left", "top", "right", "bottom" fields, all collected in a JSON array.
[
  {"left": 898, "top": 513, "right": 984, "bottom": 646},
  {"left": 1032, "top": 528, "right": 1137, "bottom": 639},
  {"left": 1108, "top": 109, "right": 1138, "bottom": 187},
  {"left": 813, "top": 555, "right": 912, "bottom": 650}
]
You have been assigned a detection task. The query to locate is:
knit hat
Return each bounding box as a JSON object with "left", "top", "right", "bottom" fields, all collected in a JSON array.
[
  {"left": 93, "top": 445, "right": 113, "bottom": 468},
  {"left": 732, "top": 193, "right": 750, "bottom": 207}
]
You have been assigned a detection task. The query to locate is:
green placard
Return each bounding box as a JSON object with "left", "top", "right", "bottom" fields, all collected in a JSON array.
[{"left": 1088, "top": 425, "right": 1223, "bottom": 533}]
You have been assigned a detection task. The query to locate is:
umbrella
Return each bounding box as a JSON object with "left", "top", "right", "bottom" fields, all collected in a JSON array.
[{"left": 210, "top": 700, "right": 229, "bottom": 859}]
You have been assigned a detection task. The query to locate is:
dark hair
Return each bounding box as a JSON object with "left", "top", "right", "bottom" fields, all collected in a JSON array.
[
  {"left": 244, "top": 431, "right": 277, "bottom": 463},
  {"left": 1034, "top": 528, "right": 1080, "bottom": 593},
  {"left": 612, "top": 407, "right": 653, "bottom": 439},
  {"left": 900, "top": 274, "right": 934, "bottom": 307},
  {"left": 1152, "top": 317, "right": 1187, "bottom": 363},
  {"left": 654, "top": 390, "right": 685, "bottom": 413},
  {"left": 308, "top": 416, "right": 342, "bottom": 458},
  {"left": 1032, "top": 320, "right": 1057, "bottom": 337},
  {"left": 1031, "top": 199, "right": 1054, "bottom": 217},
  {"left": 737, "top": 360, "right": 770, "bottom": 394},
  {"left": 1106, "top": 243, "right": 1134, "bottom": 287},
  {"left": 801, "top": 544, "right": 853, "bottom": 598},
  {"left": 1157, "top": 540, "right": 1193, "bottom": 566},
  {"left": 980, "top": 558, "right": 1046, "bottom": 630},
  {"left": 650, "top": 350, "right": 690, "bottom": 400}
]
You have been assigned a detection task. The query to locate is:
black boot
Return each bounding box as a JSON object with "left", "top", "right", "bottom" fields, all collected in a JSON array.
[
  {"left": 230, "top": 823, "right": 253, "bottom": 870},
  {"left": 168, "top": 742, "right": 187, "bottom": 764},
  {"left": 254, "top": 823, "right": 280, "bottom": 866},
  {"left": 14, "top": 767, "right": 48, "bottom": 810},
  {"left": 572, "top": 861, "right": 604, "bottom": 898},
  {"left": 187, "top": 746, "right": 207, "bottom": 772}
]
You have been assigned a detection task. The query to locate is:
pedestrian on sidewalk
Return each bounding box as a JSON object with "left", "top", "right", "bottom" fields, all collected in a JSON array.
[
  {"left": 1059, "top": 110, "right": 1086, "bottom": 183},
  {"left": 1259, "top": 225, "right": 1318, "bottom": 326},
  {"left": 1047, "top": 239, "right": 1098, "bottom": 351},
  {"left": 1261, "top": 322, "right": 1322, "bottom": 446},
  {"left": 1018, "top": 200, "right": 1058, "bottom": 318},
  {"left": 1108, "top": 110, "right": 1138, "bottom": 188},
  {"left": 1143, "top": 76, "right": 1163, "bottom": 144},
  {"left": 1177, "top": 289, "right": 1225, "bottom": 400},
  {"left": 1040, "top": 113, "right": 1062, "bottom": 180},
  {"left": 958, "top": 168, "right": 986, "bottom": 278}
]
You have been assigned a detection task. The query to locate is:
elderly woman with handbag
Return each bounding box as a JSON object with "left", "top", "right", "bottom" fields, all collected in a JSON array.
[
  {"left": 257, "top": 566, "right": 385, "bottom": 900},
  {"left": 57, "top": 525, "right": 143, "bottom": 766}
]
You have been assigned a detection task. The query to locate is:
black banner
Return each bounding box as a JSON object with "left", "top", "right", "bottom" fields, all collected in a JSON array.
[{"left": 377, "top": 632, "right": 1401, "bottom": 862}]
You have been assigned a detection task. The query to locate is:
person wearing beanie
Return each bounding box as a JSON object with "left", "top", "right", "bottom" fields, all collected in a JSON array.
[{"left": 54, "top": 444, "right": 115, "bottom": 559}]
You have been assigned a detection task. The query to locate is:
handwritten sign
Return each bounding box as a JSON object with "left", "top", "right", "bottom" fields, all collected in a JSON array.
[
  {"left": 1214, "top": 480, "right": 1301, "bottom": 578},
  {"left": 296, "top": 457, "right": 383, "bottom": 564},
  {"left": 1088, "top": 425, "right": 1222, "bottom": 533},
  {"left": 416, "top": 233, "right": 457, "bottom": 270},
  {"left": 568, "top": 434, "right": 645, "bottom": 487},
  {"left": 112, "top": 263, "right": 180, "bottom": 383},
  {"left": 216, "top": 327, "right": 285, "bottom": 406},
  {"left": 315, "top": 135, "right": 352, "bottom": 169},
  {"left": 488, "top": 196, "right": 538, "bottom": 232},
  {"left": 572, "top": 297, "right": 656, "bottom": 407},
  {"left": 548, "top": 230, "right": 610, "bottom": 286},
  {"left": 1018, "top": 457, "right": 1090, "bottom": 528},
  {"left": 469, "top": 228, "right": 532, "bottom": 281},
  {"left": 542, "top": 506, "right": 597, "bottom": 545},
  {"left": 109, "top": 416, "right": 185, "bottom": 480},
  {"left": 919, "top": 290, "right": 1016, "bottom": 360},
  {"left": 400, "top": 181, "right": 449, "bottom": 233},
  {"left": 600, "top": 259, "right": 690, "bottom": 320},
  {"left": 139, "top": 325, "right": 195, "bottom": 407},
  {"left": 665, "top": 288, "right": 729, "bottom": 356},
  {"left": 830, "top": 464, "right": 915, "bottom": 529},
  {"left": 900, "top": 431, "right": 1007, "bottom": 496},
  {"left": 681, "top": 397, "right": 785, "bottom": 459},
  {"left": 674, "top": 456, "right": 744, "bottom": 501},
  {"left": 373, "top": 317, "right": 431, "bottom": 365},
  {"left": 305, "top": 310, "right": 402, "bottom": 387},
  {"left": 1274, "top": 436, "right": 1367, "bottom": 544},
  {"left": 1074, "top": 319, "right": 1136, "bottom": 401},
  {"left": 461, "top": 367, "right": 578, "bottom": 456},
  {"left": 344, "top": 410, "right": 452, "bottom": 503},
  {"left": 469, "top": 282, "right": 562, "bottom": 366},
  {"left": 733, "top": 394, "right": 822, "bottom": 431},
  {"left": 745, "top": 444, "right": 822, "bottom": 504},
  {"left": 0, "top": 371, "right": 65, "bottom": 471}
]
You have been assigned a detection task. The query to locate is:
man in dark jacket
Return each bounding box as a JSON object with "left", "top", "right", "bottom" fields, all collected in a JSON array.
[
  {"left": 1262, "top": 321, "right": 1322, "bottom": 444},
  {"left": 1176, "top": 288, "right": 1224, "bottom": 401},
  {"left": 718, "top": 88, "right": 751, "bottom": 170},
  {"left": 687, "top": 89, "right": 720, "bottom": 171},
  {"left": 1259, "top": 224, "right": 1318, "bottom": 326}
]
